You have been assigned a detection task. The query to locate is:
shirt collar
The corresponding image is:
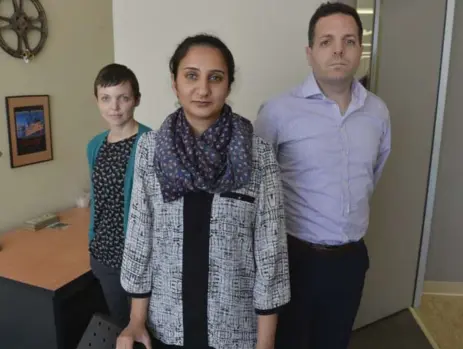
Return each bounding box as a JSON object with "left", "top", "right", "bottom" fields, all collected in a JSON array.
[
  {"left": 298, "top": 72, "right": 368, "bottom": 106},
  {"left": 299, "top": 73, "right": 324, "bottom": 98}
]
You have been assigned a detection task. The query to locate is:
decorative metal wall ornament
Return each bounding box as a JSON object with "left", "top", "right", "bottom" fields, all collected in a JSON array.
[{"left": 0, "top": 0, "right": 48, "bottom": 62}]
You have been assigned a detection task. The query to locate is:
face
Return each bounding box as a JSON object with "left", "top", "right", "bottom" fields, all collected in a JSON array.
[
  {"left": 307, "top": 14, "right": 362, "bottom": 84},
  {"left": 172, "top": 45, "right": 230, "bottom": 124},
  {"left": 96, "top": 81, "right": 139, "bottom": 128}
]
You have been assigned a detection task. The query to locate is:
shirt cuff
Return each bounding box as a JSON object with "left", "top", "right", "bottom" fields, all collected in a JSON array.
[
  {"left": 255, "top": 304, "right": 287, "bottom": 315},
  {"left": 127, "top": 291, "right": 152, "bottom": 298}
]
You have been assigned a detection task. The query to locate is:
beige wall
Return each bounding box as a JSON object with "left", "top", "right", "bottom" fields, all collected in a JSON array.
[{"left": 0, "top": 0, "right": 113, "bottom": 233}]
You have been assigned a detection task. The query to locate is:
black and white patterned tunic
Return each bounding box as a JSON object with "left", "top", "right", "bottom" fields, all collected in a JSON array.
[
  {"left": 120, "top": 131, "right": 291, "bottom": 349},
  {"left": 90, "top": 134, "right": 136, "bottom": 269}
]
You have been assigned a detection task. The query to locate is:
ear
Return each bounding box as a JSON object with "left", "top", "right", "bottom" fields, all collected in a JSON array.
[
  {"left": 135, "top": 94, "right": 141, "bottom": 107},
  {"left": 306, "top": 46, "right": 313, "bottom": 66},
  {"left": 171, "top": 73, "right": 178, "bottom": 96},
  {"left": 94, "top": 86, "right": 100, "bottom": 103}
]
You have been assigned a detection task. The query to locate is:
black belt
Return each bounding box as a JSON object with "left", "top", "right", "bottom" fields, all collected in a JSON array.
[{"left": 303, "top": 239, "right": 363, "bottom": 252}]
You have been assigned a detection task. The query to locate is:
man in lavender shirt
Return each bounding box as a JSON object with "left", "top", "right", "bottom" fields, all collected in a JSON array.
[{"left": 254, "top": 3, "right": 391, "bottom": 349}]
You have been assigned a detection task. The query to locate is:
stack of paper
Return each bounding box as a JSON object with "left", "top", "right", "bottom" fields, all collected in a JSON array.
[{"left": 24, "top": 213, "right": 59, "bottom": 231}]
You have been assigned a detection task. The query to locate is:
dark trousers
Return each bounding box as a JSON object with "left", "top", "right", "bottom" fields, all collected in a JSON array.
[
  {"left": 275, "top": 235, "right": 370, "bottom": 349},
  {"left": 90, "top": 256, "right": 130, "bottom": 328}
]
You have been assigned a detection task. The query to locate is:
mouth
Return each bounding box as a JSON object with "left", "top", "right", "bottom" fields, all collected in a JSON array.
[
  {"left": 330, "top": 62, "right": 348, "bottom": 67},
  {"left": 193, "top": 101, "right": 212, "bottom": 106}
]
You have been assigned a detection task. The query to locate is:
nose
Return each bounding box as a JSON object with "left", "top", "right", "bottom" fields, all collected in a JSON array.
[
  {"left": 197, "top": 77, "right": 211, "bottom": 97},
  {"left": 110, "top": 98, "right": 120, "bottom": 110},
  {"left": 333, "top": 41, "right": 345, "bottom": 57}
]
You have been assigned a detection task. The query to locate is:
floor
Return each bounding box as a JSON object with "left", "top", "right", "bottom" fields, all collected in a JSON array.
[
  {"left": 80, "top": 298, "right": 463, "bottom": 349},
  {"left": 414, "top": 294, "right": 463, "bottom": 349},
  {"left": 348, "top": 309, "right": 434, "bottom": 349}
]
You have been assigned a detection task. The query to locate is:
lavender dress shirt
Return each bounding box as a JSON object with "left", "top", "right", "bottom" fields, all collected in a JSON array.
[{"left": 254, "top": 73, "right": 391, "bottom": 245}]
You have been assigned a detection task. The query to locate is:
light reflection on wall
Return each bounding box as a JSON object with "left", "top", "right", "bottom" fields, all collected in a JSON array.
[{"left": 356, "top": 0, "right": 375, "bottom": 88}]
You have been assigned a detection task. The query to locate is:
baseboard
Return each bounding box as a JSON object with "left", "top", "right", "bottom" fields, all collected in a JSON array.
[
  {"left": 409, "top": 307, "right": 441, "bottom": 349},
  {"left": 423, "top": 281, "right": 463, "bottom": 296}
]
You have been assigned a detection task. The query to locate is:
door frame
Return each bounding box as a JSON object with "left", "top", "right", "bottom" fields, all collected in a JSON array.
[
  {"left": 368, "top": 0, "right": 381, "bottom": 93},
  {"left": 413, "top": 0, "right": 457, "bottom": 307}
]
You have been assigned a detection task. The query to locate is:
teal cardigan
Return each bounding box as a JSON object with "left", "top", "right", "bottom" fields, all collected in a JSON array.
[{"left": 86, "top": 123, "right": 151, "bottom": 242}]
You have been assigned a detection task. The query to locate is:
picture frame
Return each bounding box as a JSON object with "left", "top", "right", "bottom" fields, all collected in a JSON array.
[{"left": 5, "top": 95, "right": 53, "bottom": 168}]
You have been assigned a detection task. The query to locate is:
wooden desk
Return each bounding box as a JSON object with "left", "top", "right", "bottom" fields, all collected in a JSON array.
[{"left": 0, "top": 208, "right": 107, "bottom": 349}]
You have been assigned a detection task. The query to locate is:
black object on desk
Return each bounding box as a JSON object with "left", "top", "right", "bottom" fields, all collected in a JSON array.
[{"left": 77, "top": 314, "right": 147, "bottom": 349}]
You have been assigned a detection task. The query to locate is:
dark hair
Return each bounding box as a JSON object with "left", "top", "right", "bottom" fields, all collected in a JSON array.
[
  {"left": 308, "top": 2, "right": 363, "bottom": 47},
  {"left": 93, "top": 63, "right": 141, "bottom": 100},
  {"left": 169, "top": 34, "right": 235, "bottom": 89}
]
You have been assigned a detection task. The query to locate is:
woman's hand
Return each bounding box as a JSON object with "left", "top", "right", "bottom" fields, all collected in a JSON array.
[{"left": 116, "top": 321, "right": 152, "bottom": 349}]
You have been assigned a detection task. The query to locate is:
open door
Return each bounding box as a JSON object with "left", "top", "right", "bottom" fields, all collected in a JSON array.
[{"left": 354, "top": 0, "right": 448, "bottom": 328}]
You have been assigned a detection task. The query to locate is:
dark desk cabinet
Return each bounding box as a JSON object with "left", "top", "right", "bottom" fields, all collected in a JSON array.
[
  {"left": 0, "top": 272, "right": 106, "bottom": 349},
  {"left": 0, "top": 209, "right": 106, "bottom": 349}
]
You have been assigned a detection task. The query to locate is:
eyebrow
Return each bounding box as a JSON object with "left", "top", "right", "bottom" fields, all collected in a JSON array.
[
  {"left": 100, "top": 93, "right": 130, "bottom": 97},
  {"left": 183, "top": 67, "right": 225, "bottom": 74},
  {"left": 319, "top": 34, "right": 358, "bottom": 40}
]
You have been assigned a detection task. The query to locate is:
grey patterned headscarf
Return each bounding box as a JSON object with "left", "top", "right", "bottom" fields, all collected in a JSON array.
[{"left": 154, "top": 104, "right": 253, "bottom": 202}]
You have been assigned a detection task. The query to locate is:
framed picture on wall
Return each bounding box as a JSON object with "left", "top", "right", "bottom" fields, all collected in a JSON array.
[{"left": 5, "top": 95, "right": 53, "bottom": 168}]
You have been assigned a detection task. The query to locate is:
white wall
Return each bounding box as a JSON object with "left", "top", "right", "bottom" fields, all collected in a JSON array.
[{"left": 113, "top": 0, "right": 324, "bottom": 128}]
